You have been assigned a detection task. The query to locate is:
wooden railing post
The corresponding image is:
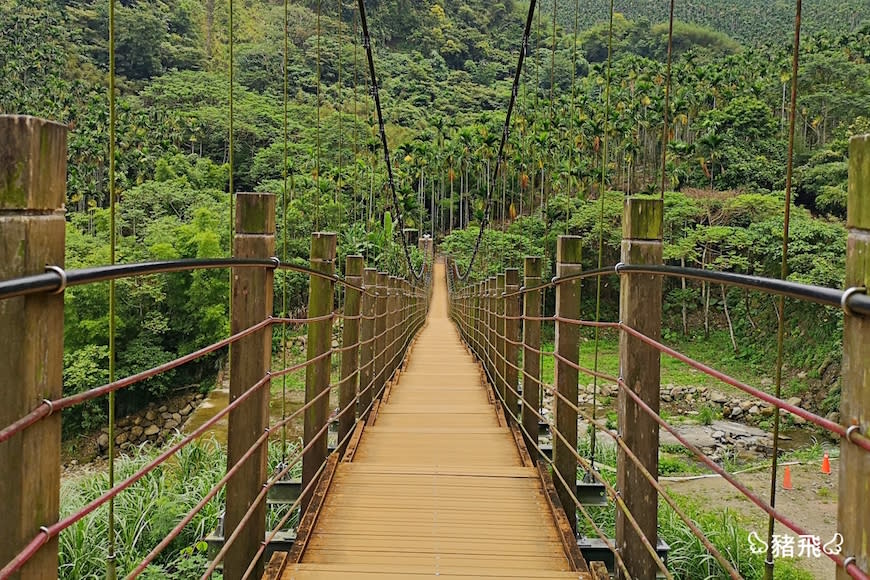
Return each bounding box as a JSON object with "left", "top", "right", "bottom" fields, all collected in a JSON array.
[
  {"left": 474, "top": 282, "right": 482, "bottom": 357},
  {"left": 374, "top": 272, "right": 388, "bottom": 398},
  {"left": 839, "top": 134, "right": 870, "bottom": 579},
  {"left": 388, "top": 276, "right": 399, "bottom": 379},
  {"left": 486, "top": 277, "right": 496, "bottom": 383},
  {"left": 617, "top": 198, "right": 663, "bottom": 580},
  {"left": 522, "top": 257, "right": 543, "bottom": 455},
  {"left": 504, "top": 269, "right": 520, "bottom": 420},
  {"left": 496, "top": 273, "right": 506, "bottom": 406},
  {"left": 302, "top": 232, "right": 336, "bottom": 504},
  {"left": 0, "top": 115, "right": 66, "bottom": 578},
  {"left": 226, "top": 193, "right": 276, "bottom": 580},
  {"left": 554, "top": 236, "right": 582, "bottom": 534},
  {"left": 359, "top": 268, "right": 377, "bottom": 417},
  {"left": 339, "top": 255, "right": 363, "bottom": 450}
]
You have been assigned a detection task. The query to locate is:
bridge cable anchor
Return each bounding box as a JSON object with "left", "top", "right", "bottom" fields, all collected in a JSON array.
[
  {"left": 841, "top": 286, "right": 867, "bottom": 317},
  {"left": 845, "top": 424, "right": 862, "bottom": 444},
  {"left": 45, "top": 265, "right": 66, "bottom": 294},
  {"left": 42, "top": 399, "right": 55, "bottom": 416}
]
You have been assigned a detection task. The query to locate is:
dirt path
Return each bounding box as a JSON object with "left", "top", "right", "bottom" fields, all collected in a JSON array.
[{"left": 664, "top": 459, "right": 839, "bottom": 579}]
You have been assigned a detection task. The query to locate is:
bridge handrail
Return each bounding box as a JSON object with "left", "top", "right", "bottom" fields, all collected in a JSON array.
[
  {"left": 446, "top": 237, "right": 870, "bottom": 579},
  {"left": 0, "top": 243, "right": 432, "bottom": 579}
]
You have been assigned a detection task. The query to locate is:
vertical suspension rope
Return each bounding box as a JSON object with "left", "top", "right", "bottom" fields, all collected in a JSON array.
[
  {"left": 227, "top": 0, "right": 235, "bottom": 393},
  {"left": 764, "top": 2, "right": 802, "bottom": 578},
  {"left": 660, "top": 0, "right": 675, "bottom": 198},
  {"left": 589, "top": 0, "right": 615, "bottom": 469},
  {"left": 106, "top": 1, "right": 117, "bottom": 578},
  {"left": 353, "top": 9, "right": 359, "bottom": 225},
  {"left": 549, "top": 0, "right": 556, "bottom": 123},
  {"left": 281, "top": 0, "right": 290, "bottom": 464},
  {"left": 315, "top": 0, "right": 323, "bottom": 230},
  {"left": 337, "top": 0, "right": 343, "bottom": 229},
  {"left": 569, "top": 0, "right": 579, "bottom": 199}
]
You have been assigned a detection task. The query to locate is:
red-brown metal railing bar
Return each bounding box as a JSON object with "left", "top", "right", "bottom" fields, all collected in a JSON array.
[
  {"left": 271, "top": 314, "right": 336, "bottom": 325},
  {"left": 548, "top": 420, "right": 674, "bottom": 579},
  {"left": 483, "top": 360, "right": 633, "bottom": 579},
  {"left": 553, "top": 316, "right": 620, "bottom": 330},
  {"left": 617, "top": 377, "right": 869, "bottom": 580},
  {"left": 610, "top": 432, "right": 741, "bottom": 579},
  {"left": 619, "top": 323, "right": 870, "bottom": 452},
  {"left": 480, "top": 327, "right": 673, "bottom": 579},
  {"left": 201, "top": 415, "right": 334, "bottom": 579},
  {"left": 1, "top": 347, "right": 336, "bottom": 577},
  {"left": 552, "top": 351, "right": 620, "bottom": 384},
  {"left": 523, "top": 314, "right": 557, "bottom": 322},
  {"left": 0, "top": 317, "right": 272, "bottom": 443}
]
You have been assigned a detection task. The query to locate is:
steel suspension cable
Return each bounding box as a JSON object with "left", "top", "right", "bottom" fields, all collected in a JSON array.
[
  {"left": 589, "top": 0, "right": 615, "bottom": 470},
  {"left": 764, "top": 2, "right": 802, "bottom": 578},
  {"left": 281, "top": 0, "right": 290, "bottom": 464},
  {"left": 660, "top": 0, "right": 675, "bottom": 198},
  {"left": 354, "top": 0, "right": 424, "bottom": 281},
  {"left": 455, "top": 0, "right": 539, "bottom": 282},
  {"left": 337, "top": 0, "right": 343, "bottom": 228},
  {"left": 569, "top": 0, "right": 579, "bottom": 199},
  {"left": 353, "top": 9, "right": 359, "bottom": 224},
  {"left": 107, "top": 1, "right": 117, "bottom": 577},
  {"left": 316, "top": 0, "right": 323, "bottom": 229}
]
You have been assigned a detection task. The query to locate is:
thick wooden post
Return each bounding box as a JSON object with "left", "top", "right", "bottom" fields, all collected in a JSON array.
[
  {"left": 226, "top": 193, "right": 275, "bottom": 580},
  {"left": 358, "top": 268, "right": 377, "bottom": 416},
  {"left": 496, "top": 273, "right": 506, "bottom": 405},
  {"left": 522, "top": 257, "right": 543, "bottom": 455},
  {"left": 374, "top": 272, "right": 388, "bottom": 398},
  {"left": 486, "top": 277, "right": 496, "bottom": 383},
  {"left": 839, "top": 134, "right": 870, "bottom": 579},
  {"left": 388, "top": 276, "right": 399, "bottom": 379},
  {"left": 339, "top": 256, "right": 363, "bottom": 450},
  {"left": 302, "top": 233, "right": 336, "bottom": 502},
  {"left": 616, "top": 198, "right": 663, "bottom": 580},
  {"left": 0, "top": 115, "right": 66, "bottom": 578},
  {"left": 554, "top": 236, "right": 582, "bottom": 533},
  {"left": 504, "top": 270, "right": 520, "bottom": 419}
]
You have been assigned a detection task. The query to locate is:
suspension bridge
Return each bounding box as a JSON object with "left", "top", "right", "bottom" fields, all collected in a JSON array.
[{"left": 1, "top": 0, "right": 870, "bottom": 577}]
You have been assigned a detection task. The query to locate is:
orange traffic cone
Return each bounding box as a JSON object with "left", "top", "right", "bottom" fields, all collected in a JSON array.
[
  {"left": 783, "top": 465, "right": 793, "bottom": 490},
  {"left": 821, "top": 453, "right": 831, "bottom": 475}
]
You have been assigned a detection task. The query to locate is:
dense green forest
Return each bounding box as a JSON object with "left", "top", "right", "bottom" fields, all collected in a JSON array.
[{"left": 2, "top": 0, "right": 869, "bottom": 427}]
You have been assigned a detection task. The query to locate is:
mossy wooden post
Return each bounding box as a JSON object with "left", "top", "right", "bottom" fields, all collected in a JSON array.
[
  {"left": 522, "top": 257, "right": 543, "bottom": 456},
  {"left": 839, "top": 134, "right": 870, "bottom": 579},
  {"left": 496, "top": 273, "right": 506, "bottom": 406},
  {"left": 302, "top": 233, "right": 336, "bottom": 505},
  {"left": 617, "top": 198, "right": 663, "bottom": 580},
  {"left": 226, "top": 193, "right": 275, "bottom": 580},
  {"left": 374, "top": 272, "right": 388, "bottom": 398},
  {"left": 358, "top": 268, "right": 377, "bottom": 416},
  {"left": 505, "top": 271, "right": 522, "bottom": 418},
  {"left": 339, "top": 256, "right": 363, "bottom": 450},
  {"left": 401, "top": 279, "right": 411, "bottom": 356},
  {"left": 554, "top": 236, "right": 582, "bottom": 533},
  {"left": 0, "top": 116, "right": 66, "bottom": 579}
]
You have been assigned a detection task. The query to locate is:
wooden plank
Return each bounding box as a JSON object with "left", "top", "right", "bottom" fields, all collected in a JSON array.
[
  {"left": 537, "top": 461, "right": 589, "bottom": 574},
  {"left": 262, "top": 552, "right": 289, "bottom": 580},
  {"left": 287, "top": 453, "right": 340, "bottom": 564},
  {"left": 341, "top": 420, "right": 366, "bottom": 463},
  {"left": 511, "top": 423, "right": 534, "bottom": 468},
  {"left": 366, "top": 400, "right": 380, "bottom": 426}
]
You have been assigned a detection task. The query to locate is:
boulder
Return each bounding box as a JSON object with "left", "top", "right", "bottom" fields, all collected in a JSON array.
[
  {"left": 144, "top": 425, "right": 160, "bottom": 437},
  {"left": 145, "top": 410, "right": 157, "bottom": 422},
  {"left": 130, "top": 426, "right": 144, "bottom": 439},
  {"left": 785, "top": 397, "right": 802, "bottom": 408},
  {"left": 97, "top": 433, "right": 109, "bottom": 449},
  {"left": 730, "top": 406, "right": 744, "bottom": 419},
  {"left": 158, "top": 405, "right": 168, "bottom": 413},
  {"left": 179, "top": 404, "right": 193, "bottom": 416},
  {"left": 115, "top": 432, "right": 128, "bottom": 446},
  {"left": 748, "top": 405, "right": 760, "bottom": 415},
  {"left": 164, "top": 419, "right": 179, "bottom": 430}
]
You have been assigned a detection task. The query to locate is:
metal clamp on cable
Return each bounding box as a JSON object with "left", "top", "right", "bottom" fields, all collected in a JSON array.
[
  {"left": 42, "top": 399, "right": 55, "bottom": 416},
  {"left": 845, "top": 424, "right": 862, "bottom": 444},
  {"left": 841, "top": 286, "right": 867, "bottom": 317},
  {"left": 842, "top": 556, "right": 856, "bottom": 569},
  {"left": 551, "top": 276, "right": 559, "bottom": 285},
  {"left": 45, "top": 265, "right": 67, "bottom": 294},
  {"left": 269, "top": 257, "right": 281, "bottom": 269},
  {"left": 614, "top": 262, "right": 625, "bottom": 274}
]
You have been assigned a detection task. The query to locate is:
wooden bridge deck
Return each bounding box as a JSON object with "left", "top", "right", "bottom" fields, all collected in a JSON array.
[{"left": 270, "top": 263, "right": 591, "bottom": 579}]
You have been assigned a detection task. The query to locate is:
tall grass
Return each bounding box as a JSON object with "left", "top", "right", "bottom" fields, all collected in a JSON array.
[{"left": 59, "top": 437, "right": 301, "bottom": 579}]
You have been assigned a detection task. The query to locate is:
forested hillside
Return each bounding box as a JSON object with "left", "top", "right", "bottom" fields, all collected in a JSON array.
[
  {"left": 547, "top": 0, "right": 867, "bottom": 45},
  {"left": 2, "top": 0, "right": 869, "bottom": 430}
]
